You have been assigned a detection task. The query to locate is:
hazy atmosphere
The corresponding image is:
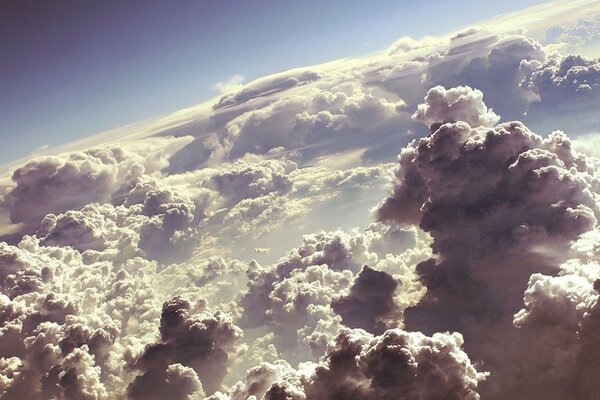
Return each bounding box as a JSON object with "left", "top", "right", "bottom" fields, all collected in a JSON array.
[{"left": 1, "top": 1, "right": 600, "bottom": 399}]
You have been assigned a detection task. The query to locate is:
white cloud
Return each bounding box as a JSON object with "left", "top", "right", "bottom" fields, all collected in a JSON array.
[{"left": 214, "top": 75, "right": 245, "bottom": 95}]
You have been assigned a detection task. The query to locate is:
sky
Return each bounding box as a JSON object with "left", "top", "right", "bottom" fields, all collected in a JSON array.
[{"left": 0, "top": 0, "right": 550, "bottom": 164}]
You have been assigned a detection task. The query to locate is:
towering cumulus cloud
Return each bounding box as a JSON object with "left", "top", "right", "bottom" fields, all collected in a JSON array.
[
  {"left": 378, "top": 85, "right": 600, "bottom": 399},
  {"left": 211, "top": 328, "right": 486, "bottom": 400},
  {"left": 127, "top": 296, "right": 242, "bottom": 398}
]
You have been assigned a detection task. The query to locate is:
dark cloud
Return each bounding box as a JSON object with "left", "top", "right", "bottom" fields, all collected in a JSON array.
[
  {"left": 510, "top": 255, "right": 600, "bottom": 400},
  {"left": 214, "top": 328, "right": 486, "bottom": 400},
  {"left": 128, "top": 296, "right": 242, "bottom": 395},
  {"left": 331, "top": 266, "right": 398, "bottom": 334},
  {"left": 289, "top": 328, "right": 485, "bottom": 399},
  {"left": 523, "top": 54, "right": 600, "bottom": 104},
  {"left": 378, "top": 86, "right": 600, "bottom": 398},
  {"left": 127, "top": 363, "right": 205, "bottom": 400}
]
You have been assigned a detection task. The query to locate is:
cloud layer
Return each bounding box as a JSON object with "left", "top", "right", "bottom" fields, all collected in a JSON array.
[{"left": 1, "top": 8, "right": 600, "bottom": 399}]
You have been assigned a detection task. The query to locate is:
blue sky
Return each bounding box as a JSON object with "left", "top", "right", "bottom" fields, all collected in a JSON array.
[{"left": 0, "top": 0, "right": 549, "bottom": 164}]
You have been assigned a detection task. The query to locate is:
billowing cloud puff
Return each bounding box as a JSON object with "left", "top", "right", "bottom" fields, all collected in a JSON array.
[
  {"left": 240, "top": 230, "right": 379, "bottom": 329},
  {"left": 1, "top": 137, "right": 192, "bottom": 228},
  {"left": 374, "top": 32, "right": 556, "bottom": 148},
  {"left": 518, "top": 53, "right": 600, "bottom": 133},
  {"left": 0, "top": 237, "right": 150, "bottom": 399},
  {"left": 198, "top": 159, "right": 393, "bottom": 257},
  {"left": 387, "top": 35, "right": 438, "bottom": 56},
  {"left": 238, "top": 230, "right": 376, "bottom": 357},
  {"left": 308, "top": 328, "right": 486, "bottom": 399},
  {"left": 523, "top": 54, "right": 600, "bottom": 104},
  {"left": 0, "top": 226, "right": 247, "bottom": 399},
  {"left": 34, "top": 175, "right": 213, "bottom": 264},
  {"left": 36, "top": 204, "right": 136, "bottom": 254},
  {"left": 508, "top": 248, "right": 600, "bottom": 400},
  {"left": 238, "top": 225, "right": 429, "bottom": 363},
  {"left": 218, "top": 194, "right": 308, "bottom": 241},
  {"left": 128, "top": 296, "right": 243, "bottom": 396},
  {"left": 128, "top": 363, "right": 205, "bottom": 400},
  {"left": 202, "top": 159, "right": 296, "bottom": 207},
  {"left": 412, "top": 85, "right": 500, "bottom": 128},
  {"left": 266, "top": 264, "right": 352, "bottom": 357},
  {"left": 379, "top": 104, "right": 598, "bottom": 251},
  {"left": 206, "top": 360, "right": 296, "bottom": 400},
  {"left": 425, "top": 33, "right": 546, "bottom": 119},
  {"left": 219, "top": 328, "right": 487, "bottom": 400}
]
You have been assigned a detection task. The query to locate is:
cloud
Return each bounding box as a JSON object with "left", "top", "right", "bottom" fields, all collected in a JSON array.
[
  {"left": 1, "top": 137, "right": 192, "bottom": 229},
  {"left": 238, "top": 224, "right": 429, "bottom": 363},
  {"left": 254, "top": 247, "right": 270, "bottom": 255},
  {"left": 128, "top": 296, "right": 243, "bottom": 396},
  {"left": 196, "top": 159, "right": 394, "bottom": 256},
  {"left": 206, "top": 360, "right": 295, "bottom": 400},
  {"left": 511, "top": 250, "right": 600, "bottom": 399},
  {"left": 127, "top": 362, "right": 206, "bottom": 400},
  {"left": 573, "top": 133, "right": 600, "bottom": 158},
  {"left": 155, "top": 30, "right": 578, "bottom": 175},
  {"left": 168, "top": 76, "right": 411, "bottom": 172},
  {"left": 387, "top": 35, "right": 438, "bottom": 55},
  {"left": 543, "top": 16, "right": 600, "bottom": 54},
  {"left": 516, "top": 53, "right": 600, "bottom": 133},
  {"left": 238, "top": 230, "right": 372, "bottom": 354},
  {"left": 222, "top": 328, "right": 487, "bottom": 400},
  {"left": 377, "top": 30, "right": 547, "bottom": 122},
  {"left": 412, "top": 85, "right": 500, "bottom": 128},
  {"left": 2, "top": 8, "right": 600, "bottom": 399},
  {"left": 214, "top": 75, "right": 245, "bottom": 95},
  {"left": 0, "top": 236, "right": 163, "bottom": 398},
  {"left": 213, "top": 69, "right": 322, "bottom": 110},
  {"left": 202, "top": 159, "right": 295, "bottom": 207},
  {"left": 523, "top": 54, "right": 600, "bottom": 103},
  {"left": 424, "top": 34, "right": 546, "bottom": 119},
  {"left": 331, "top": 266, "right": 398, "bottom": 335},
  {"left": 378, "top": 86, "right": 600, "bottom": 398},
  {"left": 34, "top": 175, "right": 214, "bottom": 264},
  {"left": 0, "top": 225, "right": 246, "bottom": 398}
]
